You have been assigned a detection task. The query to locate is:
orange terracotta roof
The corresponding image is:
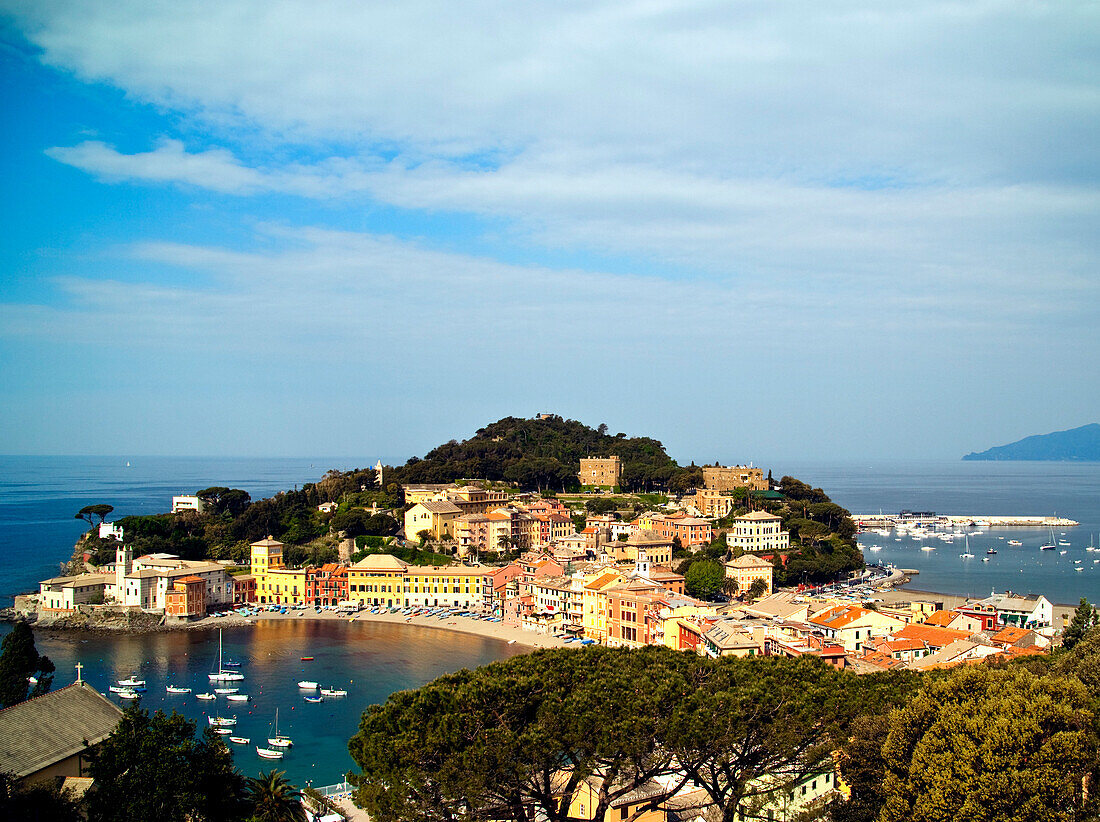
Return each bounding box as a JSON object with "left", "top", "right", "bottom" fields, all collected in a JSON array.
[
  {"left": 894, "top": 623, "right": 971, "bottom": 647},
  {"left": 990, "top": 626, "right": 1031, "bottom": 645},
  {"left": 809, "top": 605, "right": 874, "bottom": 629},
  {"left": 859, "top": 651, "right": 905, "bottom": 670},
  {"left": 922, "top": 610, "right": 959, "bottom": 627}
]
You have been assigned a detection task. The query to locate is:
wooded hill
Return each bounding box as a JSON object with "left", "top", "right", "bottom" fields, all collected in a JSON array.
[{"left": 387, "top": 415, "right": 698, "bottom": 492}]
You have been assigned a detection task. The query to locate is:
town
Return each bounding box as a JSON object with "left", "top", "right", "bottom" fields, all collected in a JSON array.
[{"left": 23, "top": 456, "right": 1062, "bottom": 675}]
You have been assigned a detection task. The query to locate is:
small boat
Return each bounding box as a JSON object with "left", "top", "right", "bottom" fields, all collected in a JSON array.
[
  {"left": 297, "top": 681, "right": 319, "bottom": 689},
  {"left": 196, "top": 692, "right": 216, "bottom": 700},
  {"left": 229, "top": 736, "right": 250, "bottom": 744},
  {"left": 166, "top": 685, "right": 191, "bottom": 694},
  {"left": 224, "top": 661, "right": 242, "bottom": 667},
  {"left": 1008, "top": 540, "right": 1022, "bottom": 546},
  {"left": 320, "top": 688, "right": 347, "bottom": 697},
  {"left": 118, "top": 677, "right": 146, "bottom": 688},
  {"left": 213, "top": 727, "right": 233, "bottom": 735},
  {"left": 1058, "top": 540, "right": 1071, "bottom": 546},
  {"left": 959, "top": 553, "right": 974, "bottom": 559},
  {"left": 982, "top": 557, "right": 990, "bottom": 562},
  {"left": 304, "top": 696, "right": 323, "bottom": 703},
  {"left": 1075, "top": 567, "right": 1084, "bottom": 572},
  {"left": 209, "top": 716, "right": 237, "bottom": 726},
  {"left": 267, "top": 708, "right": 293, "bottom": 748},
  {"left": 986, "top": 549, "right": 996, "bottom": 555},
  {"left": 116, "top": 689, "right": 140, "bottom": 699},
  {"left": 209, "top": 630, "right": 245, "bottom": 682},
  {"left": 214, "top": 687, "right": 238, "bottom": 694},
  {"left": 256, "top": 747, "right": 284, "bottom": 760},
  {"left": 300, "top": 657, "right": 314, "bottom": 661},
  {"left": 1040, "top": 527, "right": 1057, "bottom": 550},
  {"left": 226, "top": 694, "right": 250, "bottom": 702},
  {"left": 109, "top": 685, "right": 130, "bottom": 694}
]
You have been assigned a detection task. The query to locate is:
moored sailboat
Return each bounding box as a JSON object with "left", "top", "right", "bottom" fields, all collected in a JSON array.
[{"left": 208, "top": 630, "right": 245, "bottom": 682}]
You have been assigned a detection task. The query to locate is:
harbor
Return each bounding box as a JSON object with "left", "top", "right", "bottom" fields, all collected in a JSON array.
[{"left": 853, "top": 513, "right": 1079, "bottom": 528}]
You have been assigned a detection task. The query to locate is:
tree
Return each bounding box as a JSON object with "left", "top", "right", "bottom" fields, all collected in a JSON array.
[
  {"left": 1061, "top": 597, "right": 1098, "bottom": 651},
  {"left": 747, "top": 578, "right": 769, "bottom": 600},
  {"left": 879, "top": 665, "right": 1100, "bottom": 822},
  {"left": 245, "top": 770, "right": 306, "bottom": 822},
  {"left": 84, "top": 706, "right": 248, "bottom": 822},
  {"left": 0, "top": 622, "right": 54, "bottom": 707},
  {"left": 75, "top": 504, "right": 114, "bottom": 528},
  {"left": 720, "top": 576, "right": 739, "bottom": 599},
  {"left": 684, "top": 559, "right": 725, "bottom": 599},
  {"left": 0, "top": 771, "right": 82, "bottom": 822}
]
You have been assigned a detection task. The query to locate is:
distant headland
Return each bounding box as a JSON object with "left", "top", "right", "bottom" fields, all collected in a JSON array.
[{"left": 963, "top": 423, "right": 1100, "bottom": 461}]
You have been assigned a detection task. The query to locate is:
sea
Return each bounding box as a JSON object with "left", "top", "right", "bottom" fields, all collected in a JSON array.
[{"left": 1, "top": 455, "right": 1098, "bottom": 784}]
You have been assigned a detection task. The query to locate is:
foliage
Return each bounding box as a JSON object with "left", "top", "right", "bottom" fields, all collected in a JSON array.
[
  {"left": 84, "top": 705, "right": 248, "bottom": 822},
  {"left": 584, "top": 497, "right": 621, "bottom": 515},
  {"left": 75, "top": 504, "right": 114, "bottom": 528},
  {"left": 747, "top": 578, "right": 769, "bottom": 599},
  {"left": 0, "top": 771, "right": 83, "bottom": 822},
  {"left": 1061, "top": 598, "right": 1099, "bottom": 651},
  {"left": 0, "top": 622, "right": 54, "bottom": 707},
  {"left": 196, "top": 487, "right": 252, "bottom": 518},
  {"left": 684, "top": 559, "right": 726, "bottom": 600},
  {"left": 332, "top": 510, "right": 398, "bottom": 538},
  {"left": 245, "top": 769, "right": 306, "bottom": 822},
  {"left": 878, "top": 665, "right": 1099, "bottom": 822},
  {"left": 1052, "top": 623, "right": 1100, "bottom": 693},
  {"left": 349, "top": 648, "right": 855, "bottom": 822}
]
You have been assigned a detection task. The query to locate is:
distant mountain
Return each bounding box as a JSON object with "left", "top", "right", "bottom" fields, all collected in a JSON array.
[{"left": 963, "top": 423, "right": 1100, "bottom": 461}]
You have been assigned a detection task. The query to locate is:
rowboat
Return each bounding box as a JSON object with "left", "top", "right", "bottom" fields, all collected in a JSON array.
[
  {"left": 226, "top": 694, "right": 250, "bottom": 702},
  {"left": 297, "top": 681, "right": 318, "bottom": 689},
  {"left": 196, "top": 693, "right": 216, "bottom": 700},
  {"left": 229, "top": 736, "right": 249, "bottom": 744},
  {"left": 256, "top": 747, "right": 284, "bottom": 759},
  {"left": 166, "top": 685, "right": 191, "bottom": 694},
  {"left": 304, "top": 696, "right": 323, "bottom": 703}
]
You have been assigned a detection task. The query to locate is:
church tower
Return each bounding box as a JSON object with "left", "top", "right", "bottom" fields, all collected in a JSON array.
[{"left": 114, "top": 543, "right": 133, "bottom": 600}]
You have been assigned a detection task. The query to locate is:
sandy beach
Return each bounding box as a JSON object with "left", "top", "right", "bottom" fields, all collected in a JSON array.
[{"left": 187, "top": 605, "right": 571, "bottom": 650}]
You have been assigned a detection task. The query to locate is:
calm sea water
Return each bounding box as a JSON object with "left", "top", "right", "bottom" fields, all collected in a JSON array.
[
  {"left": 782, "top": 460, "right": 1100, "bottom": 605},
  {"left": 0, "top": 619, "right": 525, "bottom": 786}
]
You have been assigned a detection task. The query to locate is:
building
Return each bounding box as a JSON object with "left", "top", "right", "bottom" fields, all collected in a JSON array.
[
  {"left": 0, "top": 677, "right": 123, "bottom": 787},
  {"left": 579, "top": 457, "right": 621, "bottom": 491},
  {"left": 404, "top": 500, "right": 463, "bottom": 542},
  {"left": 602, "top": 532, "right": 674, "bottom": 567},
  {"left": 702, "top": 620, "right": 760, "bottom": 658},
  {"left": 165, "top": 575, "right": 207, "bottom": 620},
  {"left": 170, "top": 495, "right": 205, "bottom": 514},
  {"left": 306, "top": 563, "right": 349, "bottom": 606},
  {"left": 695, "top": 488, "right": 738, "bottom": 518},
  {"left": 232, "top": 574, "right": 256, "bottom": 604},
  {"left": 582, "top": 570, "right": 626, "bottom": 641},
  {"left": 728, "top": 511, "right": 789, "bottom": 555},
  {"left": 38, "top": 574, "right": 111, "bottom": 611},
  {"left": 702, "top": 465, "right": 767, "bottom": 492},
  {"left": 250, "top": 537, "right": 307, "bottom": 605},
  {"left": 98, "top": 522, "right": 124, "bottom": 541},
  {"left": 646, "top": 514, "right": 713, "bottom": 548},
  {"left": 808, "top": 604, "right": 906, "bottom": 653},
  {"left": 963, "top": 592, "right": 1054, "bottom": 630},
  {"left": 347, "top": 554, "right": 488, "bottom": 609},
  {"left": 724, "top": 554, "right": 774, "bottom": 597}
]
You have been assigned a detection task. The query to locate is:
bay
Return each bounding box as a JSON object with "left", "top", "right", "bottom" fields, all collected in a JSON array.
[{"left": 1, "top": 618, "right": 525, "bottom": 787}]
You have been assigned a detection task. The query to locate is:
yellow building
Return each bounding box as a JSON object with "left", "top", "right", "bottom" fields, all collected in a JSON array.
[
  {"left": 724, "top": 554, "right": 774, "bottom": 597},
  {"left": 581, "top": 570, "right": 625, "bottom": 641},
  {"left": 563, "top": 775, "right": 667, "bottom": 821},
  {"left": 251, "top": 536, "right": 307, "bottom": 605},
  {"left": 404, "top": 501, "right": 462, "bottom": 541},
  {"left": 347, "top": 554, "right": 487, "bottom": 609}
]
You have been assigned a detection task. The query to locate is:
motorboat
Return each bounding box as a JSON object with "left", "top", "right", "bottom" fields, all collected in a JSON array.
[
  {"left": 208, "top": 630, "right": 245, "bottom": 682},
  {"left": 986, "top": 548, "right": 996, "bottom": 555},
  {"left": 304, "top": 696, "right": 323, "bottom": 703},
  {"left": 320, "top": 688, "right": 347, "bottom": 697},
  {"left": 166, "top": 685, "right": 191, "bottom": 694},
  {"left": 297, "top": 681, "right": 319, "bottom": 689},
  {"left": 196, "top": 692, "right": 216, "bottom": 700},
  {"left": 214, "top": 687, "right": 239, "bottom": 694},
  {"left": 1008, "top": 540, "right": 1022, "bottom": 546},
  {"left": 108, "top": 685, "right": 130, "bottom": 694},
  {"left": 213, "top": 727, "right": 232, "bottom": 735},
  {"left": 229, "top": 736, "right": 250, "bottom": 744},
  {"left": 118, "top": 677, "right": 146, "bottom": 688},
  {"left": 209, "top": 716, "right": 237, "bottom": 726},
  {"left": 116, "top": 688, "right": 140, "bottom": 699},
  {"left": 256, "top": 747, "right": 284, "bottom": 759},
  {"left": 226, "top": 694, "right": 250, "bottom": 702}
]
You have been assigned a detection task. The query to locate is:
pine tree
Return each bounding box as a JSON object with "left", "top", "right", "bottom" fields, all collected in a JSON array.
[
  {"left": 0, "top": 622, "right": 54, "bottom": 707},
  {"left": 1062, "top": 598, "right": 1099, "bottom": 651}
]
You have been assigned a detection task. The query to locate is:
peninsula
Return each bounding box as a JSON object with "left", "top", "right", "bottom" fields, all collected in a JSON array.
[{"left": 963, "top": 422, "right": 1100, "bottom": 461}]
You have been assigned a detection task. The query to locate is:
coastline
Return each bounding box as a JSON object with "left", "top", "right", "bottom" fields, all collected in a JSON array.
[{"left": 876, "top": 585, "right": 1078, "bottom": 624}]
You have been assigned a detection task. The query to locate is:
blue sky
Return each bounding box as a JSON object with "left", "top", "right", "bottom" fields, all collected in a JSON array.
[{"left": 0, "top": 1, "right": 1097, "bottom": 463}]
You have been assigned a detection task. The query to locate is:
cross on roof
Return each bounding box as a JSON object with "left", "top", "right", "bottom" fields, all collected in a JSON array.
[{"left": 75, "top": 662, "right": 83, "bottom": 683}]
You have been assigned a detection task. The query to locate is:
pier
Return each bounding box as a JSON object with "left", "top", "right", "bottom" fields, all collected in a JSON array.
[{"left": 853, "top": 514, "right": 1078, "bottom": 528}]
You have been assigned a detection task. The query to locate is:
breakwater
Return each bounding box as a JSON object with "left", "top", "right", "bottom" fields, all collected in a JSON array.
[{"left": 854, "top": 514, "right": 1078, "bottom": 527}]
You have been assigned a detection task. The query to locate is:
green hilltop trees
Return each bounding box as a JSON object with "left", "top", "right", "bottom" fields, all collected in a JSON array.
[{"left": 0, "top": 622, "right": 54, "bottom": 707}]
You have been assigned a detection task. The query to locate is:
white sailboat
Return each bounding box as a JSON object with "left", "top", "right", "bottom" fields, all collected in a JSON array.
[
  {"left": 208, "top": 629, "right": 245, "bottom": 682},
  {"left": 267, "top": 708, "right": 293, "bottom": 748}
]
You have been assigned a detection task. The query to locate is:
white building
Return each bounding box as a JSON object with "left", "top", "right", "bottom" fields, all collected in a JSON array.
[
  {"left": 728, "top": 511, "right": 790, "bottom": 554},
  {"left": 171, "top": 495, "right": 205, "bottom": 514},
  {"left": 98, "top": 522, "right": 124, "bottom": 541}
]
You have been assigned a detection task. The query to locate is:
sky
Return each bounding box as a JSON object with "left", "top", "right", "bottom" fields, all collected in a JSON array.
[{"left": 0, "top": 1, "right": 1097, "bottom": 464}]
